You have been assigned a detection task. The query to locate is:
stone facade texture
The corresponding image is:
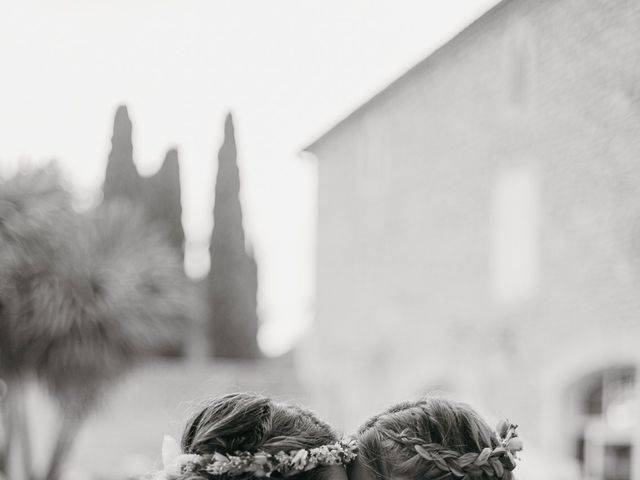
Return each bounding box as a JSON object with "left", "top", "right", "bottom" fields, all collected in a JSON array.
[{"left": 302, "top": 1, "right": 640, "bottom": 478}]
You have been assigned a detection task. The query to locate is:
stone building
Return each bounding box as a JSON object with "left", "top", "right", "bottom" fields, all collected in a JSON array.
[{"left": 301, "top": 1, "right": 640, "bottom": 479}]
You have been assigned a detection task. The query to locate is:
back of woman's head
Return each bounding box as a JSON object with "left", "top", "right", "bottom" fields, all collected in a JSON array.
[
  {"left": 355, "top": 397, "right": 518, "bottom": 480},
  {"left": 174, "top": 392, "right": 340, "bottom": 480}
]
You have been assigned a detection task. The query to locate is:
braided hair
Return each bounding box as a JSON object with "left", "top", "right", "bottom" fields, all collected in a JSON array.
[
  {"left": 356, "top": 397, "right": 516, "bottom": 480},
  {"left": 177, "top": 393, "right": 339, "bottom": 480}
]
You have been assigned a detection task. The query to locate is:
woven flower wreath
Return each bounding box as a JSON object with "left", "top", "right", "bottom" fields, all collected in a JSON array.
[
  {"left": 495, "top": 419, "right": 523, "bottom": 458},
  {"left": 156, "top": 435, "right": 359, "bottom": 480},
  {"left": 385, "top": 418, "right": 523, "bottom": 480}
]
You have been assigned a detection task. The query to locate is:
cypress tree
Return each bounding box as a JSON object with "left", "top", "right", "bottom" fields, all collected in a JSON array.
[
  {"left": 103, "top": 106, "right": 185, "bottom": 264},
  {"left": 208, "top": 113, "right": 260, "bottom": 358},
  {"left": 144, "top": 148, "right": 185, "bottom": 261},
  {"left": 103, "top": 105, "right": 141, "bottom": 202}
]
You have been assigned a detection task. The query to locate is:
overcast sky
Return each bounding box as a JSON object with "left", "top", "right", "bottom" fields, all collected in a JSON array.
[{"left": 0, "top": 0, "right": 499, "bottom": 356}]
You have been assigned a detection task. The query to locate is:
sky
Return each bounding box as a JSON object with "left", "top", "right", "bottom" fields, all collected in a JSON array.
[{"left": 0, "top": 0, "right": 499, "bottom": 356}]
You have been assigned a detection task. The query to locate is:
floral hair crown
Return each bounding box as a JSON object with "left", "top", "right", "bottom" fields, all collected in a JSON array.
[
  {"left": 156, "top": 435, "right": 358, "bottom": 480},
  {"left": 495, "top": 418, "right": 523, "bottom": 458},
  {"left": 386, "top": 418, "right": 523, "bottom": 480}
]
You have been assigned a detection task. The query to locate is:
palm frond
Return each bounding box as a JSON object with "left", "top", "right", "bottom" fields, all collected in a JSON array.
[
  {"left": 33, "top": 201, "right": 192, "bottom": 412},
  {"left": 0, "top": 166, "right": 194, "bottom": 412},
  {"left": 0, "top": 165, "right": 75, "bottom": 377}
]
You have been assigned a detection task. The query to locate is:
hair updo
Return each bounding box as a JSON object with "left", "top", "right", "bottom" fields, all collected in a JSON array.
[
  {"left": 176, "top": 392, "right": 339, "bottom": 480},
  {"left": 356, "top": 397, "right": 515, "bottom": 480}
]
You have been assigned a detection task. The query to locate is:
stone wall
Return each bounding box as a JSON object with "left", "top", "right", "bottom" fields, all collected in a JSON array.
[{"left": 303, "top": 1, "right": 640, "bottom": 478}]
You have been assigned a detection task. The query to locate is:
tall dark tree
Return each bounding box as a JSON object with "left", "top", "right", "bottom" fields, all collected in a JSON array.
[
  {"left": 102, "top": 106, "right": 185, "bottom": 263},
  {"left": 208, "top": 113, "right": 260, "bottom": 358},
  {"left": 103, "top": 105, "right": 140, "bottom": 202},
  {"left": 144, "top": 148, "right": 185, "bottom": 261}
]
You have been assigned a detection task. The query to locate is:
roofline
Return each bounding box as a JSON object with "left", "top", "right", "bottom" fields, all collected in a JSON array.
[{"left": 301, "top": 0, "right": 512, "bottom": 153}]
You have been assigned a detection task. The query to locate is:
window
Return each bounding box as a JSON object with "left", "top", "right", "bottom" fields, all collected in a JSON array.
[
  {"left": 505, "top": 22, "right": 534, "bottom": 109},
  {"left": 569, "top": 366, "right": 637, "bottom": 480},
  {"left": 490, "top": 164, "right": 539, "bottom": 303},
  {"left": 604, "top": 445, "right": 632, "bottom": 480}
]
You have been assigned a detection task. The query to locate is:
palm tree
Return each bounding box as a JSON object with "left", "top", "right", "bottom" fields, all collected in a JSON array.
[
  {"left": 0, "top": 165, "right": 73, "bottom": 480},
  {"left": 0, "top": 166, "right": 193, "bottom": 480}
]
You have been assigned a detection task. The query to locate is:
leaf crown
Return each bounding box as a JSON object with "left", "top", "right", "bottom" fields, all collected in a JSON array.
[
  {"left": 386, "top": 419, "right": 523, "bottom": 480},
  {"left": 157, "top": 436, "right": 358, "bottom": 480}
]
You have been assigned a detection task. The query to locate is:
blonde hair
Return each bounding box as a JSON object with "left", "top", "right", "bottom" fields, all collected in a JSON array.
[
  {"left": 177, "top": 392, "right": 339, "bottom": 480},
  {"left": 356, "top": 397, "right": 515, "bottom": 480}
]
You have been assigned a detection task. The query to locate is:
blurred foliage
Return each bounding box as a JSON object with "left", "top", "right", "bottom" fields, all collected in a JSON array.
[
  {"left": 103, "top": 106, "right": 185, "bottom": 261},
  {"left": 0, "top": 165, "right": 193, "bottom": 480}
]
